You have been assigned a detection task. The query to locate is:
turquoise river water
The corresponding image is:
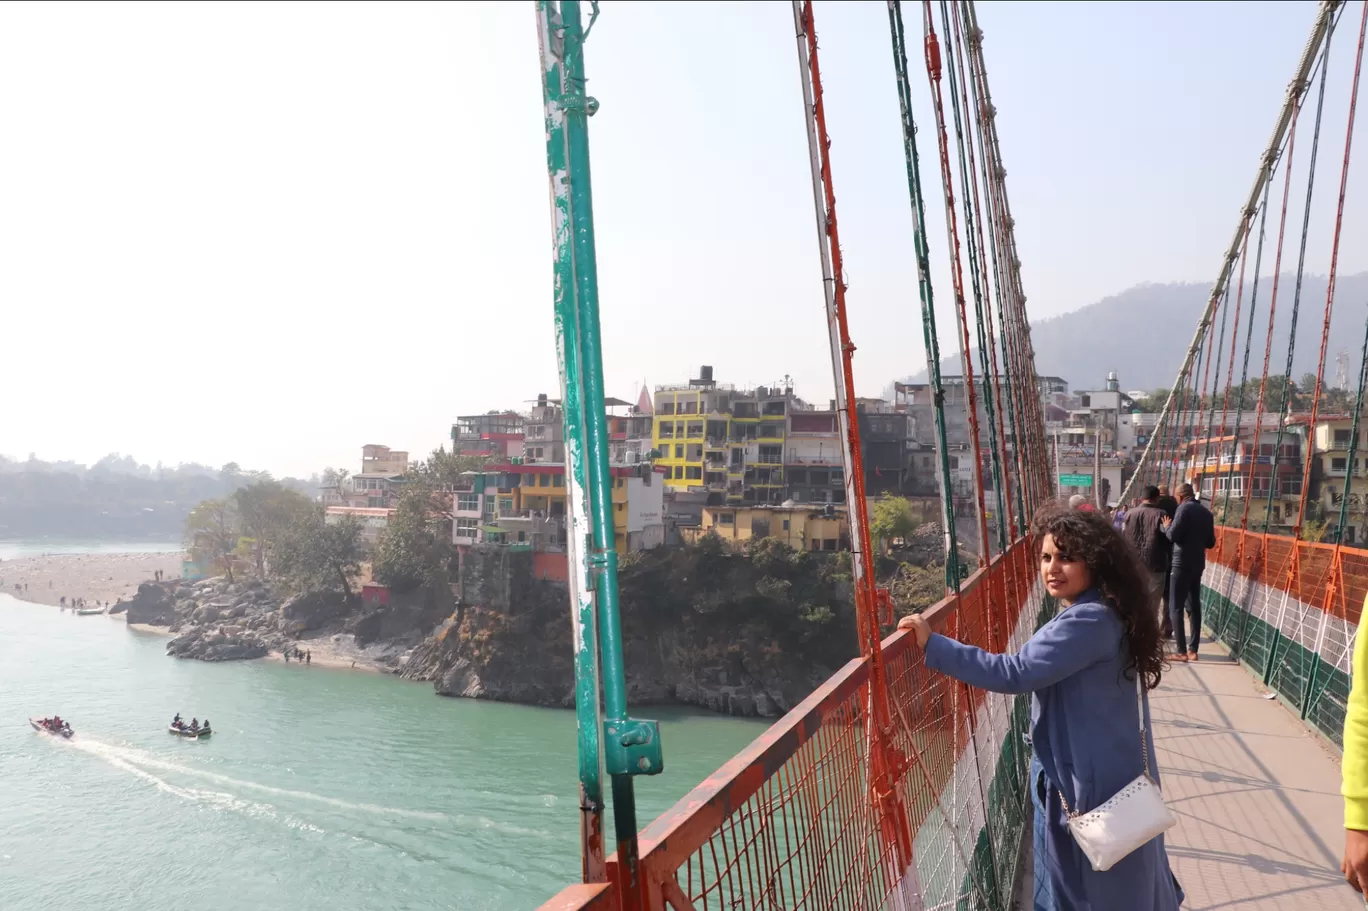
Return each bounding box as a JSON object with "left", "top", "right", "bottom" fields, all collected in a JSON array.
[{"left": 0, "top": 594, "right": 766, "bottom": 910}]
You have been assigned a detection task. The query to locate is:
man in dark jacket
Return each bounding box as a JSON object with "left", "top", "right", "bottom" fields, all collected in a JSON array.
[
  {"left": 1157, "top": 485, "right": 1179, "bottom": 519},
  {"left": 1123, "top": 486, "right": 1171, "bottom": 623},
  {"left": 1164, "top": 482, "right": 1216, "bottom": 661},
  {"left": 1155, "top": 485, "right": 1181, "bottom": 638}
]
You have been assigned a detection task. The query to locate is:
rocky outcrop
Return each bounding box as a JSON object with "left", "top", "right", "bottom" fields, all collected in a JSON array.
[
  {"left": 123, "top": 583, "right": 179, "bottom": 625},
  {"left": 124, "top": 573, "right": 456, "bottom": 670},
  {"left": 397, "top": 538, "right": 940, "bottom": 719}
]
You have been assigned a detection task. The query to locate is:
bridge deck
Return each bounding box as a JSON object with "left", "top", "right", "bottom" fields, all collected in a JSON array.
[{"left": 1151, "top": 642, "right": 1360, "bottom": 910}]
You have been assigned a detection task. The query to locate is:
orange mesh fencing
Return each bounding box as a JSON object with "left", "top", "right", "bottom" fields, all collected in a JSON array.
[{"left": 539, "top": 536, "right": 1045, "bottom": 911}]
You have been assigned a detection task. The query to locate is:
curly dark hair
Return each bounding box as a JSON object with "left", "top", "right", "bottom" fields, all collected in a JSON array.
[{"left": 1030, "top": 502, "right": 1167, "bottom": 689}]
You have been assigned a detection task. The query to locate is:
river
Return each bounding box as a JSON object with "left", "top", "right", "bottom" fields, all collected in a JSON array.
[{"left": 0, "top": 595, "right": 767, "bottom": 910}]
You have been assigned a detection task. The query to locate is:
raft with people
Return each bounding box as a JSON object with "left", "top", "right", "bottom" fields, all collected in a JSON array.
[
  {"left": 167, "top": 714, "right": 211, "bottom": 739},
  {"left": 30, "top": 717, "right": 73, "bottom": 738}
]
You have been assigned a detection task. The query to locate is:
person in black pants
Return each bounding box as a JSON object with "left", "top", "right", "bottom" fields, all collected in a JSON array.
[
  {"left": 1156, "top": 485, "right": 1180, "bottom": 639},
  {"left": 1162, "top": 483, "right": 1216, "bottom": 661}
]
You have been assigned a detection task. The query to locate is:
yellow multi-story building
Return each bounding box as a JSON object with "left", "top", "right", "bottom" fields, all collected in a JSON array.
[{"left": 653, "top": 365, "right": 804, "bottom": 505}]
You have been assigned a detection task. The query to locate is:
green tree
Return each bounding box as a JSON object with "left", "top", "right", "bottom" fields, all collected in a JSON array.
[
  {"left": 184, "top": 498, "right": 241, "bottom": 582},
  {"left": 271, "top": 507, "right": 364, "bottom": 596},
  {"left": 233, "top": 480, "right": 315, "bottom": 578},
  {"left": 372, "top": 490, "right": 452, "bottom": 593},
  {"left": 871, "top": 496, "right": 917, "bottom": 552},
  {"left": 403, "top": 446, "right": 494, "bottom": 526}
]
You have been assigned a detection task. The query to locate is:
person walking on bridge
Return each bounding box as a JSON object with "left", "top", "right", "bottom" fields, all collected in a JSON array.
[
  {"left": 900, "top": 505, "right": 1182, "bottom": 910},
  {"left": 1341, "top": 590, "right": 1368, "bottom": 893},
  {"left": 1124, "top": 486, "right": 1171, "bottom": 627},
  {"left": 1162, "top": 483, "right": 1215, "bottom": 662}
]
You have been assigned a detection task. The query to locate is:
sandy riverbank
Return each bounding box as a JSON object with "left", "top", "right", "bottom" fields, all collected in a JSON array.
[{"left": 0, "top": 552, "right": 184, "bottom": 608}]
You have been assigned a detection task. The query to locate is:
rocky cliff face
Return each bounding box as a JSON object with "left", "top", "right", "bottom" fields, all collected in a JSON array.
[
  {"left": 123, "top": 531, "right": 946, "bottom": 718},
  {"left": 400, "top": 538, "right": 916, "bottom": 718}
]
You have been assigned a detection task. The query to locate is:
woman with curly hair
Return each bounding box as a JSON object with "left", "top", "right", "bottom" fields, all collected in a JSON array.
[{"left": 899, "top": 504, "right": 1183, "bottom": 910}]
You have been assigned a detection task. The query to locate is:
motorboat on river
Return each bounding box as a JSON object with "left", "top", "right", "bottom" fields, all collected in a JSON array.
[{"left": 30, "top": 717, "right": 73, "bottom": 738}]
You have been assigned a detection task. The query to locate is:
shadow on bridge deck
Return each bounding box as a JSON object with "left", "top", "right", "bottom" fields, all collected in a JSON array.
[{"left": 1152, "top": 640, "right": 1361, "bottom": 910}]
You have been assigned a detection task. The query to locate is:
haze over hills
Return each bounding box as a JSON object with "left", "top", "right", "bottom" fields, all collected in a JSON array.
[{"left": 899, "top": 271, "right": 1368, "bottom": 394}]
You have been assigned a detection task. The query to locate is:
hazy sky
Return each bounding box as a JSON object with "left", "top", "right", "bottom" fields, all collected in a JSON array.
[{"left": 2, "top": 0, "right": 1363, "bottom": 479}]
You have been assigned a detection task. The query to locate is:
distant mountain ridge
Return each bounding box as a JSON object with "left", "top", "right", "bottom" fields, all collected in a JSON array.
[{"left": 898, "top": 271, "right": 1368, "bottom": 394}]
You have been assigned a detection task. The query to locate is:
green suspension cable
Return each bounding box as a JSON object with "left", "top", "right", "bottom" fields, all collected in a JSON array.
[
  {"left": 889, "top": 0, "right": 961, "bottom": 588},
  {"left": 1335, "top": 314, "right": 1368, "bottom": 542},
  {"left": 1217, "top": 180, "right": 1272, "bottom": 525},
  {"left": 1198, "top": 283, "right": 1234, "bottom": 496},
  {"left": 957, "top": 2, "right": 1027, "bottom": 538},
  {"left": 939, "top": 0, "right": 1007, "bottom": 555},
  {"left": 1263, "top": 25, "right": 1334, "bottom": 535}
]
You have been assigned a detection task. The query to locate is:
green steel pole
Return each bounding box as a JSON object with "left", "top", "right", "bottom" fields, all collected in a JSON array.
[
  {"left": 537, "top": 3, "right": 662, "bottom": 898},
  {"left": 535, "top": 0, "right": 605, "bottom": 882},
  {"left": 557, "top": 1, "right": 654, "bottom": 889}
]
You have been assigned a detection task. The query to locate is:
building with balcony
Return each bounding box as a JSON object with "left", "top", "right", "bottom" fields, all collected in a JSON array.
[
  {"left": 786, "top": 410, "right": 846, "bottom": 504},
  {"left": 524, "top": 394, "right": 565, "bottom": 464},
  {"left": 452, "top": 461, "right": 665, "bottom": 554},
  {"left": 320, "top": 444, "right": 408, "bottom": 510},
  {"left": 690, "top": 503, "right": 849, "bottom": 552},
  {"left": 607, "top": 388, "right": 655, "bottom": 465},
  {"left": 324, "top": 506, "right": 392, "bottom": 546},
  {"left": 1301, "top": 415, "right": 1368, "bottom": 542},
  {"left": 1183, "top": 427, "right": 1303, "bottom": 530},
  {"left": 452, "top": 411, "right": 525, "bottom": 460},
  {"left": 361, "top": 444, "right": 408, "bottom": 476},
  {"left": 653, "top": 365, "right": 807, "bottom": 506}
]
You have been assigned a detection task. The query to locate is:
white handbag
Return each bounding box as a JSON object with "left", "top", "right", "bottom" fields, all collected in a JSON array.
[{"left": 1058, "top": 674, "right": 1178, "bottom": 872}]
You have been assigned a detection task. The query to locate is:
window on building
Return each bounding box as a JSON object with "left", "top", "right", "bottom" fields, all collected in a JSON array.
[
  {"left": 457, "top": 494, "right": 479, "bottom": 512},
  {"left": 675, "top": 445, "right": 684, "bottom": 459},
  {"left": 456, "top": 518, "right": 478, "bottom": 535},
  {"left": 1333, "top": 457, "right": 1348, "bottom": 472},
  {"left": 540, "top": 474, "right": 551, "bottom": 487},
  {"left": 659, "top": 421, "right": 674, "bottom": 438},
  {"left": 1336, "top": 428, "right": 1354, "bottom": 445},
  {"left": 822, "top": 539, "right": 837, "bottom": 551},
  {"left": 686, "top": 466, "right": 702, "bottom": 480},
  {"left": 718, "top": 512, "right": 734, "bottom": 525},
  {"left": 500, "top": 498, "right": 513, "bottom": 512},
  {"left": 782, "top": 519, "right": 790, "bottom": 531},
  {"left": 682, "top": 400, "right": 698, "bottom": 414},
  {"left": 687, "top": 422, "right": 704, "bottom": 438},
  {"left": 659, "top": 400, "right": 675, "bottom": 415}
]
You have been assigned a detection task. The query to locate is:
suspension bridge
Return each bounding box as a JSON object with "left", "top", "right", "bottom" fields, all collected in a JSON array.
[{"left": 533, "top": 0, "right": 1364, "bottom": 908}]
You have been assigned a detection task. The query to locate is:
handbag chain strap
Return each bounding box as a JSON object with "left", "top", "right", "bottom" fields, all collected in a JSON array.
[{"left": 1057, "top": 673, "right": 1149, "bottom": 819}]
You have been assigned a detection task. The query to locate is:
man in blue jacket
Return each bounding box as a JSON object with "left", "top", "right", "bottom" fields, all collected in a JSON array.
[{"left": 1163, "top": 482, "right": 1216, "bottom": 661}]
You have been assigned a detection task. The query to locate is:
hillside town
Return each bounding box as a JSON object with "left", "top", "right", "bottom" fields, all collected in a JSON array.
[{"left": 318, "top": 364, "right": 1368, "bottom": 575}]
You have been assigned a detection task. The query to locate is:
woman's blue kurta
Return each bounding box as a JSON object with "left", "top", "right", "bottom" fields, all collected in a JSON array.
[{"left": 923, "top": 589, "right": 1185, "bottom": 910}]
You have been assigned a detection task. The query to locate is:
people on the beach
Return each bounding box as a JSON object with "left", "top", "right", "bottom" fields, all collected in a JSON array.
[{"left": 306, "top": 650, "right": 311, "bottom": 665}]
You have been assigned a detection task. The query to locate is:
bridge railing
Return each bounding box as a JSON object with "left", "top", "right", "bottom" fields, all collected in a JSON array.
[
  {"left": 540, "top": 535, "right": 1050, "bottom": 911},
  {"left": 1202, "top": 526, "right": 1365, "bottom": 747}
]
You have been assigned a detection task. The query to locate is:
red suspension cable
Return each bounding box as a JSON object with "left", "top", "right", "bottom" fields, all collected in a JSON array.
[
  {"left": 1240, "top": 108, "right": 1301, "bottom": 531},
  {"left": 1295, "top": 0, "right": 1368, "bottom": 531},
  {"left": 923, "top": 0, "right": 992, "bottom": 563}
]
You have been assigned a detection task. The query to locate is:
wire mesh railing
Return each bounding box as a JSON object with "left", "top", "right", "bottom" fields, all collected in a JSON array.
[
  {"left": 1203, "top": 525, "right": 1363, "bottom": 747},
  {"left": 538, "top": 536, "right": 1052, "bottom": 911}
]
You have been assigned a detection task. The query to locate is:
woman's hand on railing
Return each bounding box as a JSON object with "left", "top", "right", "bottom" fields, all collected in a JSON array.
[{"left": 897, "top": 614, "right": 932, "bottom": 648}]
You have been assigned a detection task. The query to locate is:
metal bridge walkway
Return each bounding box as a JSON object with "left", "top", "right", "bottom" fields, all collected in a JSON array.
[{"left": 1141, "top": 644, "right": 1354, "bottom": 910}]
